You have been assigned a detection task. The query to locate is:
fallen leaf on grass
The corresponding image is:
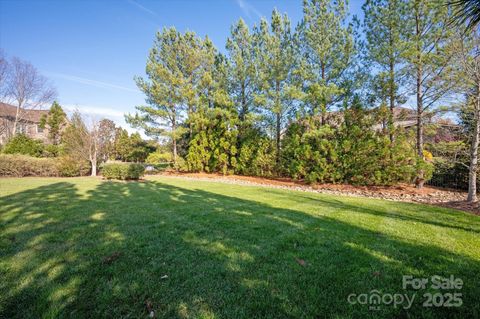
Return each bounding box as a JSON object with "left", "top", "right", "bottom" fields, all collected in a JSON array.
[
  {"left": 102, "top": 252, "right": 122, "bottom": 265},
  {"left": 145, "top": 300, "right": 155, "bottom": 318},
  {"left": 296, "top": 258, "right": 307, "bottom": 267}
]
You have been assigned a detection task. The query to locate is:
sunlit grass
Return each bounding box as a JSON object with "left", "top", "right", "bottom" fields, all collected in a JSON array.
[{"left": 1, "top": 176, "right": 479, "bottom": 318}]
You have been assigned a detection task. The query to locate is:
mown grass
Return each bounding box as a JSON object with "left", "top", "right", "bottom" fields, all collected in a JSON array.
[{"left": 0, "top": 176, "right": 479, "bottom": 318}]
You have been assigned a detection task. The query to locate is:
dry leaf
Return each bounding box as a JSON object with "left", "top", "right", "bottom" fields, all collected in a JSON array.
[
  {"left": 296, "top": 258, "right": 306, "bottom": 267},
  {"left": 102, "top": 252, "right": 121, "bottom": 265}
]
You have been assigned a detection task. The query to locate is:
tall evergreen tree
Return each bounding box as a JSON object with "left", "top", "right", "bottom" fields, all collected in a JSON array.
[
  {"left": 300, "top": 0, "right": 355, "bottom": 123},
  {"left": 404, "top": 0, "right": 456, "bottom": 188},
  {"left": 39, "top": 101, "right": 67, "bottom": 145},
  {"left": 179, "top": 31, "right": 204, "bottom": 135},
  {"left": 254, "top": 9, "right": 301, "bottom": 164},
  {"left": 186, "top": 45, "right": 239, "bottom": 174},
  {"left": 226, "top": 19, "right": 257, "bottom": 140},
  {"left": 363, "top": 0, "right": 408, "bottom": 141},
  {"left": 451, "top": 0, "right": 480, "bottom": 31},
  {"left": 126, "top": 27, "right": 186, "bottom": 165}
]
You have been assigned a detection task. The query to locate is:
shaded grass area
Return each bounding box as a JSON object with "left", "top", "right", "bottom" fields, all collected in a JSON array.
[{"left": 0, "top": 176, "right": 479, "bottom": 318}]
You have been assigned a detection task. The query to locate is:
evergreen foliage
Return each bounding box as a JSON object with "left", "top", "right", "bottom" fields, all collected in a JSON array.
[
  {"left": 3, "top": 134, "right": 44, "bottom": 157},
  {"left": 39, "top": 101, "right": 67, "bottom": 145},
  {"left": 127, "top": 0, "right": 465, "bottom": 186}
]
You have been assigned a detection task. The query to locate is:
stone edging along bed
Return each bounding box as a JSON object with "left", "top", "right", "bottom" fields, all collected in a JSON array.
[{"left": 151, "top": 172, "right": 479, "bottom": 215}]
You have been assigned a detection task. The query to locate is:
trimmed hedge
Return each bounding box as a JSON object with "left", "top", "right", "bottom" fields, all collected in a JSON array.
[
  {"left": 57, "top": 156, "right": 91, "bottom": 177},
  {"left": 0, "top": 154, "right": 90, "bottom": 177},
  {"left": 101, "top": 163, "right": 145, "bottom": 180},
  {"left": 3, "top": 134, "right": 44, "bottom": 157},
  {"left": 0, "top": 154, "right": 59, "bottom": 177}
]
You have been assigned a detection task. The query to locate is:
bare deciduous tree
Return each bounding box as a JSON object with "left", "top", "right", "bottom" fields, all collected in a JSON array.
[
  {"left": 0, "top": 50, "right": 11, "bottom": 136},
  {"left": 5, "top": 57, "right": 56, "bottom": 138},
  {"left": 0, "top": 50, "right": 9, "bottom": 98},
  {"left": 62, "top": 111, "right": 101, "bottom": 177}
]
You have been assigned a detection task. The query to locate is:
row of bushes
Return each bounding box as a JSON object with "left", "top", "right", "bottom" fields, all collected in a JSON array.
[
  {"left": 0, "top": 154, "right": 90, "bottom": 177},
  {"left": 101, "top": 163, "right": 145, "bottom": 180},
  {"left": 0, "top": 155, "right": 149, "bottom": 181}
]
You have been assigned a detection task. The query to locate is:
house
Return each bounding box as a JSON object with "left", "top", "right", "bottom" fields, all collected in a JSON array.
[{"left": 0, "top": 102, "right": 50, "bottom": 145}]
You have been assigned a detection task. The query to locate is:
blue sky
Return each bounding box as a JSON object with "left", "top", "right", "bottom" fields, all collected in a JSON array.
[{"left": 0, "top": 0, "right": 364, "bottom": 130}]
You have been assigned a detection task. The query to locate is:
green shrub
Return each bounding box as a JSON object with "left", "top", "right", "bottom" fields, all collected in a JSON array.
[
  {"left": 237, "top": 138, "right": 276, "bottom": 177},
  {"left": 173, "top": 157, "right": 188, "bottom": 172},
  {"left": 101, "top": 163, "right": 145, "bottom": 180},
  {"left": 3, "top": 134, "right": 44, "bottom": 157},
  {"left": 58, "top": 156, "right": 90, "bottom": 177},
  {"left": 43, "top": 144, "right": 62, "bottom": 158},
  {"left": 146, "top": 151, "right": 173, "bottom": 164},
  {"left": 281, "top": 115, "right": 418, "bottom": 186},
  {"left": 144, "top": 162, "right": 172, "bottom": 175},
  {"left": 0, "top": 154, "right": 58, "bottom": 177}
]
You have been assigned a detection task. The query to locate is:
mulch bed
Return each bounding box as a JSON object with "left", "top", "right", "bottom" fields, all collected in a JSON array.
[{"left": 157, "top": 172, "right": 479, "bottom": 215}]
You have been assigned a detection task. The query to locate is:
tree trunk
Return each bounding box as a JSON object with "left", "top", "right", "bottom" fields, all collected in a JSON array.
[
  {"left": 240, "top": 82, "right": 247, "bottom": 122},
  {"left": 91, "top": 158, "right": 97, "bottom": 177},
  {"left": 12, "top": 102, "right": 22, "bottom": 137},
  {"left": 275, "top": 80, "right": 281, "bottom": 165},
  {"left": 173, "top": 138, "right": 177, "bottom": 166},
  {"left": 238, "top": 81, "right": 247, "bottom": 148},
  {"left": 276, "top": 112, "right": 281, "bottom": 164},
  {"left": 320, "top": 60, "right": 327, "bottom": 124},
  {"left": 188, "top": 105, "right": 193, "bottom": 137},
  {"left": 468, "top": 92, "right": 480, "bottom": 202},
  {"left": 388, "top": 0, "right": 395, "bottom": 143},
  {"left": 415, "top": 15, "right": 425, "bottom": 189},
  {"left": 388, "top": 54, "right": 395, "bottom": 143},
  {"left": 172, "top": 117, "right": 177, "bottom": 167},
  {"left": 416, "top": 70, "right": 425, "bottom": 189}
]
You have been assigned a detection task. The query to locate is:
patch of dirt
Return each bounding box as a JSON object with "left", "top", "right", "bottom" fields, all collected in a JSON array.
[
  {"left": 156, "top": 172, "right": 480, "bottom": 215},
  {"left": 102, "top": 252, "right": 122, "bottom": 265}
]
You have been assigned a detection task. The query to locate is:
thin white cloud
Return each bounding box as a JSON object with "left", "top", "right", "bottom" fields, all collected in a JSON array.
[
  {"left": 63, "top": 104, "right": 125, "bottom": 118},
  {"left": 62, "top": 103, "right": 141, "bottom": 135},
  {"left": 236, "top": 0, "right": 262, "bottom": 19},
  {"left": 127, "top": 0, "right": 157, "bottom": 16},
  {"left": 47, "top": 72, "right": 139, "bottom": 93}
]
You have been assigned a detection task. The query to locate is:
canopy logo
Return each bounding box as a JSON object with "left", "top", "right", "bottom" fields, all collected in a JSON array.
[
  {"left": 347, "top": 275, "right": 463, "bottom": 311},
  {"left": 347, "top": 290, "right": 415, "bottom": 311}
]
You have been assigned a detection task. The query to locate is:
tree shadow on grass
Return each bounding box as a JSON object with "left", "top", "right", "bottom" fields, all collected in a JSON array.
[
  {"left": 276, "top": 191, "right": 480, "bottom": 234},
  {"left": 0, "top": 180, "right": 479, "bottom": 318}
]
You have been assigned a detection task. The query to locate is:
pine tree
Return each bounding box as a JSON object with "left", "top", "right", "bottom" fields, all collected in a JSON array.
[
  {"left": 363, "top": 0, "right": 408, "bottom": 142},
  {"left": 186, "top": 40, "right": 239, "bottom": 174},
  {"left": 254, "top": 9, "right": 302, "bottom": 165},
  {"left": 114, "top": 128, "right": 131, "bottom": 161},
  {"left": 299, "top": 0, "right": 355, "bottom": 122},
  {"left": 179, "top": 31, "right": 204, "bottom": 135},
  {"left": 226, "top": 19, "right": 257, "bottom": 141},
  {"left": 39, "top": 101, "right": 67, "bottom": 145},
  {"left": 126, "top": 27, "right": 186, "bottom": 165},
  {"left": 404, "top": 0, "right": 456, "bottom": 188}
]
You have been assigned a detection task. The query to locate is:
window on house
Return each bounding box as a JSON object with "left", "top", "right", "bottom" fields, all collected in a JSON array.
[
  {"left": 37, "top": 125, "right": 44, "bottom": 133},
  {"left": 16, "top": 124, "right": 26, "bottom": 134}
]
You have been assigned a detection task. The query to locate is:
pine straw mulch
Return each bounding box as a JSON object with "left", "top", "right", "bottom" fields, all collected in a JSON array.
[{"left": 156, "top": 172, "right": 480, "bottom": 216}]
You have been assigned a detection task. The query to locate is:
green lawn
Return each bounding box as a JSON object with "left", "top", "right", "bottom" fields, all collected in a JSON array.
[{"left": 0, "top": 177, "right": 479, "bottom": 318}]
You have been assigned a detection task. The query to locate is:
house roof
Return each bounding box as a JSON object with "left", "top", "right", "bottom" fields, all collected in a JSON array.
[
  {"left": 0, "top": 102, "right": 49, "bottom": 123},
  {"left": 391, "top": 106, "right": 416, "bottom": 121}
]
